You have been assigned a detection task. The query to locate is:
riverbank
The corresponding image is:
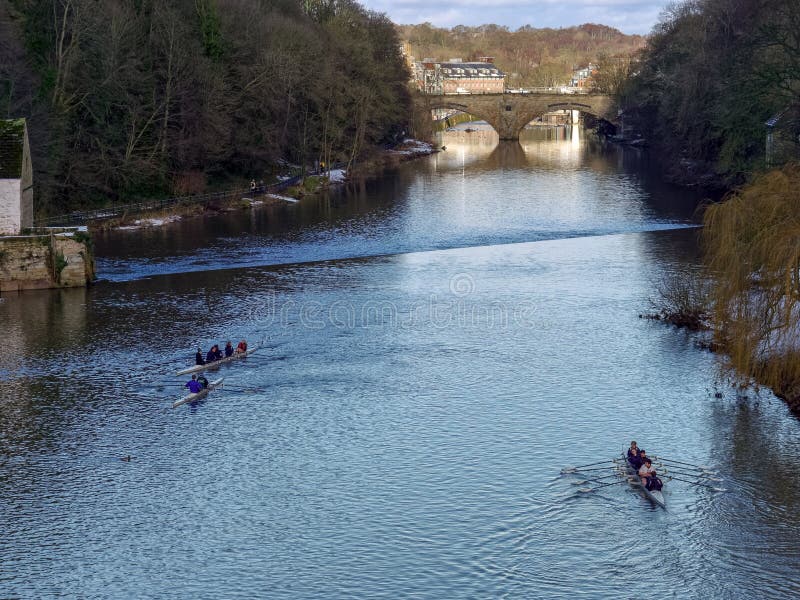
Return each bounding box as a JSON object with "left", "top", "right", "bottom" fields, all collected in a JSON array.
[
  {"left": 90, "top": 140, "right": 437, "bottom": 232},
  {"left": 345, "top": 139, "right": 438, "bottom": 180},
  {"left": 647, "top": 162, "right": 800, "bottom": 418},
  {"left": 89, "top": 193, "right": 294, "bottom": 231},
  {"left": 607, "top": 133, "right": 728, "bottom": 190}
]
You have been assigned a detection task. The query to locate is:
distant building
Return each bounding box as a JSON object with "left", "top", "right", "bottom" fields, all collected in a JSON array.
[
  {"left": 0, "top": 118, "right": 33, "bottom": 235},
  {"left": 415, "top": 59, "right": 505, "bottom": 95},
  {"left": 570, "top": 64, "right": 597, "bottom": 89}
]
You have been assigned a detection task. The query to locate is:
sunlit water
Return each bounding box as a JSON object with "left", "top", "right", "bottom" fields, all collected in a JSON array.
[{"left": 2, "top": 128, "right": 799, "bottom": 598}]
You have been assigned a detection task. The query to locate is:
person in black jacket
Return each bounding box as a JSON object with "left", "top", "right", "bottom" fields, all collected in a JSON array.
[
  {"left": 195, "top": 348, "right": 205, "bottom": 366},
  {"left": 206, "top": 344, "right": 223, "bottom": 362}
]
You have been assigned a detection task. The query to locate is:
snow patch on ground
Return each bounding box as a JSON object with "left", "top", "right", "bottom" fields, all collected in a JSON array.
[
  {"left": 116, "top": 215, "right": 182, "bottom": 230},
  {"left": 391, "top": 139, "right": 435, "bottom": 156},
  {"left": 327, "top": 169, "right": 347, "bottom": 183},
  {"left": 268, "top": 194, "right": 299, "bottom": 204}
]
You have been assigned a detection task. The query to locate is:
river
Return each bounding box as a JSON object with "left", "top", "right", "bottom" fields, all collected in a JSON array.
[{"left": 1, "top": 126, "right": 799, "bottom": 598}]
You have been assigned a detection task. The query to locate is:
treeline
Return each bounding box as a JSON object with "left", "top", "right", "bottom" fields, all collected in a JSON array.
[
  {"left": 0, "top": 0, "right": 411, "bottom": 214},
  {"left": 628, "top": 0, "right": 800, "bottom": 413},
  {"left": 398, "top": 23, "right": 645, "bottom": 88},
  {"left": 622, "top": 0, "right": 800, "bottom": 185}
]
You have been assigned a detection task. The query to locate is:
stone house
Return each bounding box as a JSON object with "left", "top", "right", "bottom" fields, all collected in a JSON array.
[{"left": 0, "top": 118, "right": 33, "bottom": 235}]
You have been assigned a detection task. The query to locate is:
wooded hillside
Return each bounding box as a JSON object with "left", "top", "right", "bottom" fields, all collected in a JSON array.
[
  {"left": 0, "top": 0, "right": 411, "bottom": 214},
  {"left": 399, "top": 23, "right": 645, "bottom": 87}
]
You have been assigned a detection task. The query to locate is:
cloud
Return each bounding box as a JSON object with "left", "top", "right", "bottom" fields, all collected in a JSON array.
[{"left": 359, "top": 0, "right": 670, "bottom": 35}]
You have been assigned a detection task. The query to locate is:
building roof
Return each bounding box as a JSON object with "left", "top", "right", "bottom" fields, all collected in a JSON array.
[{"left": 0, "top": 118, "right": 26, "bottom": 179}]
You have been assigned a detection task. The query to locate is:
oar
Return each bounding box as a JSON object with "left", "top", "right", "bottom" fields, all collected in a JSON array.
[
  {"left": 571, "top": 473, "right": 622, "bottom": 485},
  {"left": 655, "top": 462, "right": 718, "bottom": 476},
  {"left": 561, "top": 460, "right": 613, "bottom": 473},
  {"left": 578, "top": 478, "right": 635, "bottom": 493},
  {"left": 562, "top": 465, "right": 619, "bottom": 474},
  {"left": 658, "top": 466, "right": 722, "bottom": 481},
  {"left": 655, "top": 458, "right": 716, "bottom": 471},
  {"left": 653, "top": 456, "right": 714, "bottom": 471},
  {"left": 663, "top": 474, "right": 726, "bottom": 492},
  {"left": 561, "top": 459, "right": 616, "bottom": 473},
  {"left": 656, "top": 463, "right": 715, "bottom": 474}
]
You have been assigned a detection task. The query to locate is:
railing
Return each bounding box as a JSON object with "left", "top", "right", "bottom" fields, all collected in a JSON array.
[
  {"left": 424, "top": 87, "right": 592, "bottom": 96},
  {"left": 506, "top": 87, "right": 591, "bottom": 95}
]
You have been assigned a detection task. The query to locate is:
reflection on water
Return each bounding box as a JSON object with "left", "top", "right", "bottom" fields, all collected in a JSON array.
[
  {"left": 1, "top": 130, "right": 799, "bottom": 598},
  {"left": 93, "top": 128, "right": 705, "bottom": 281}
]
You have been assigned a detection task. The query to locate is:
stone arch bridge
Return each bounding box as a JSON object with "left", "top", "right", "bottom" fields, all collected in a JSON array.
[{"left": 419, "top": 93, "right": 615, "bottom": 140}]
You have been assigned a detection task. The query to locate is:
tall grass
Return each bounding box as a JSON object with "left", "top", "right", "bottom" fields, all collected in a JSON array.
[{"left": 703, "top": 163, "right": 800, "bottom": 408}]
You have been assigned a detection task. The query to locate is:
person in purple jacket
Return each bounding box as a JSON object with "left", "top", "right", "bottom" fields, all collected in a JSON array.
[{"left": 185, "top": 375, "right": 203, "bottom": 394}]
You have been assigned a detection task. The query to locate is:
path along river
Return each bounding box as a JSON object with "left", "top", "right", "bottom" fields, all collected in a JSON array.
[{"left": 1, "top": 126, "right": 799, "bottom": 598}]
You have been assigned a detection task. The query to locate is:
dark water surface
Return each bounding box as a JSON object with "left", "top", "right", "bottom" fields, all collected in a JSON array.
[{"left": 2, "top": 128, "right": 799, "bottom": 598}]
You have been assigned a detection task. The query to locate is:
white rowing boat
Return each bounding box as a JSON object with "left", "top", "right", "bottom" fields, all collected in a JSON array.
[
  {"left": 620, "top": 452, "right": 666, "bottom": 508},
  {"left": 175, "top": 347, "right": 258, "bottom": 376},
  {"left": 173, "top": 377, "right": 224, "bottom": 408}
]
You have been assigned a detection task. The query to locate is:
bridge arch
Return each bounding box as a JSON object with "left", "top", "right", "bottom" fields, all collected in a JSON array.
[
  {"left": 429, "top": 101, "right": 500, "bottom": 134},
  {"left": 421, "top": 93, "right": 616, "bottom": 141}
]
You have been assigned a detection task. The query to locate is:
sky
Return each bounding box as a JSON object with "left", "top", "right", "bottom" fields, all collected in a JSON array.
[{"left": 357, "top": 0, "right": 671, "bottom": 36}]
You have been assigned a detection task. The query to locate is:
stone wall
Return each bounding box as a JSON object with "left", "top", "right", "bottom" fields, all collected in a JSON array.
[
  {"left": 0, "top": 179, "right": 22, "bottom": 234},
  {"left": 0, "top": 232, "right": 95, "bottom": 293}
]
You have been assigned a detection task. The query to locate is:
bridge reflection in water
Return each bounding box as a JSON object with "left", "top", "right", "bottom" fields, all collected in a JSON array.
[{"left": 433, "top": 121, "right": 587, "bottom": 171}]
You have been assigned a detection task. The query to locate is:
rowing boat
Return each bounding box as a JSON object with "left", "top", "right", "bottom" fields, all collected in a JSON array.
[
  {"left": 620, "top": 452, "right": 666, "bottom": 508},
  {"left": 175, "top": 348, "right": 258, "bottom": 376},
  {"left": 173, "top": 377, "right": 224, "bottom": 409}
]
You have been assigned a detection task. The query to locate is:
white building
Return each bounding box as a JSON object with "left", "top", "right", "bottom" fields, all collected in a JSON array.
[{"left": 0, "top": 118, "right": 33, "bottom": 235}]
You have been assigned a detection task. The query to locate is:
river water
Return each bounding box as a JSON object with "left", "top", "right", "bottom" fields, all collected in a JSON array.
[{"left": 2, "top": 126, "right": 799, "bottom": 598}]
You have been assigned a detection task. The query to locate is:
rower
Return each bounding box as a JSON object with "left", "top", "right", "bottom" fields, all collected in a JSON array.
[
  {"left": 631, "top": 448, "right": 647, "bottom": 471},
  {"left": 197, "top": 375, "right": 209, "bottom": 389},
  {"left": 235, "top": 339, "right": 248, "bottom": 354},
  {"left": 185, "top": 374, "right": 203, "bottom": 394},
  {"left": 224, "top": 341, "right": 234, "bottom": 358},
  {"left": 627, "top": 441, "right": 639, "bottom": 465},
  {"left": 195, "top": 347, "right": 205, "bottom": 366},
  {"left": 638, "top": 458, "right": 663, "bottom": 491},
  {"left": 206, "top": 344, "right": 223, "bottom": 363}
]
